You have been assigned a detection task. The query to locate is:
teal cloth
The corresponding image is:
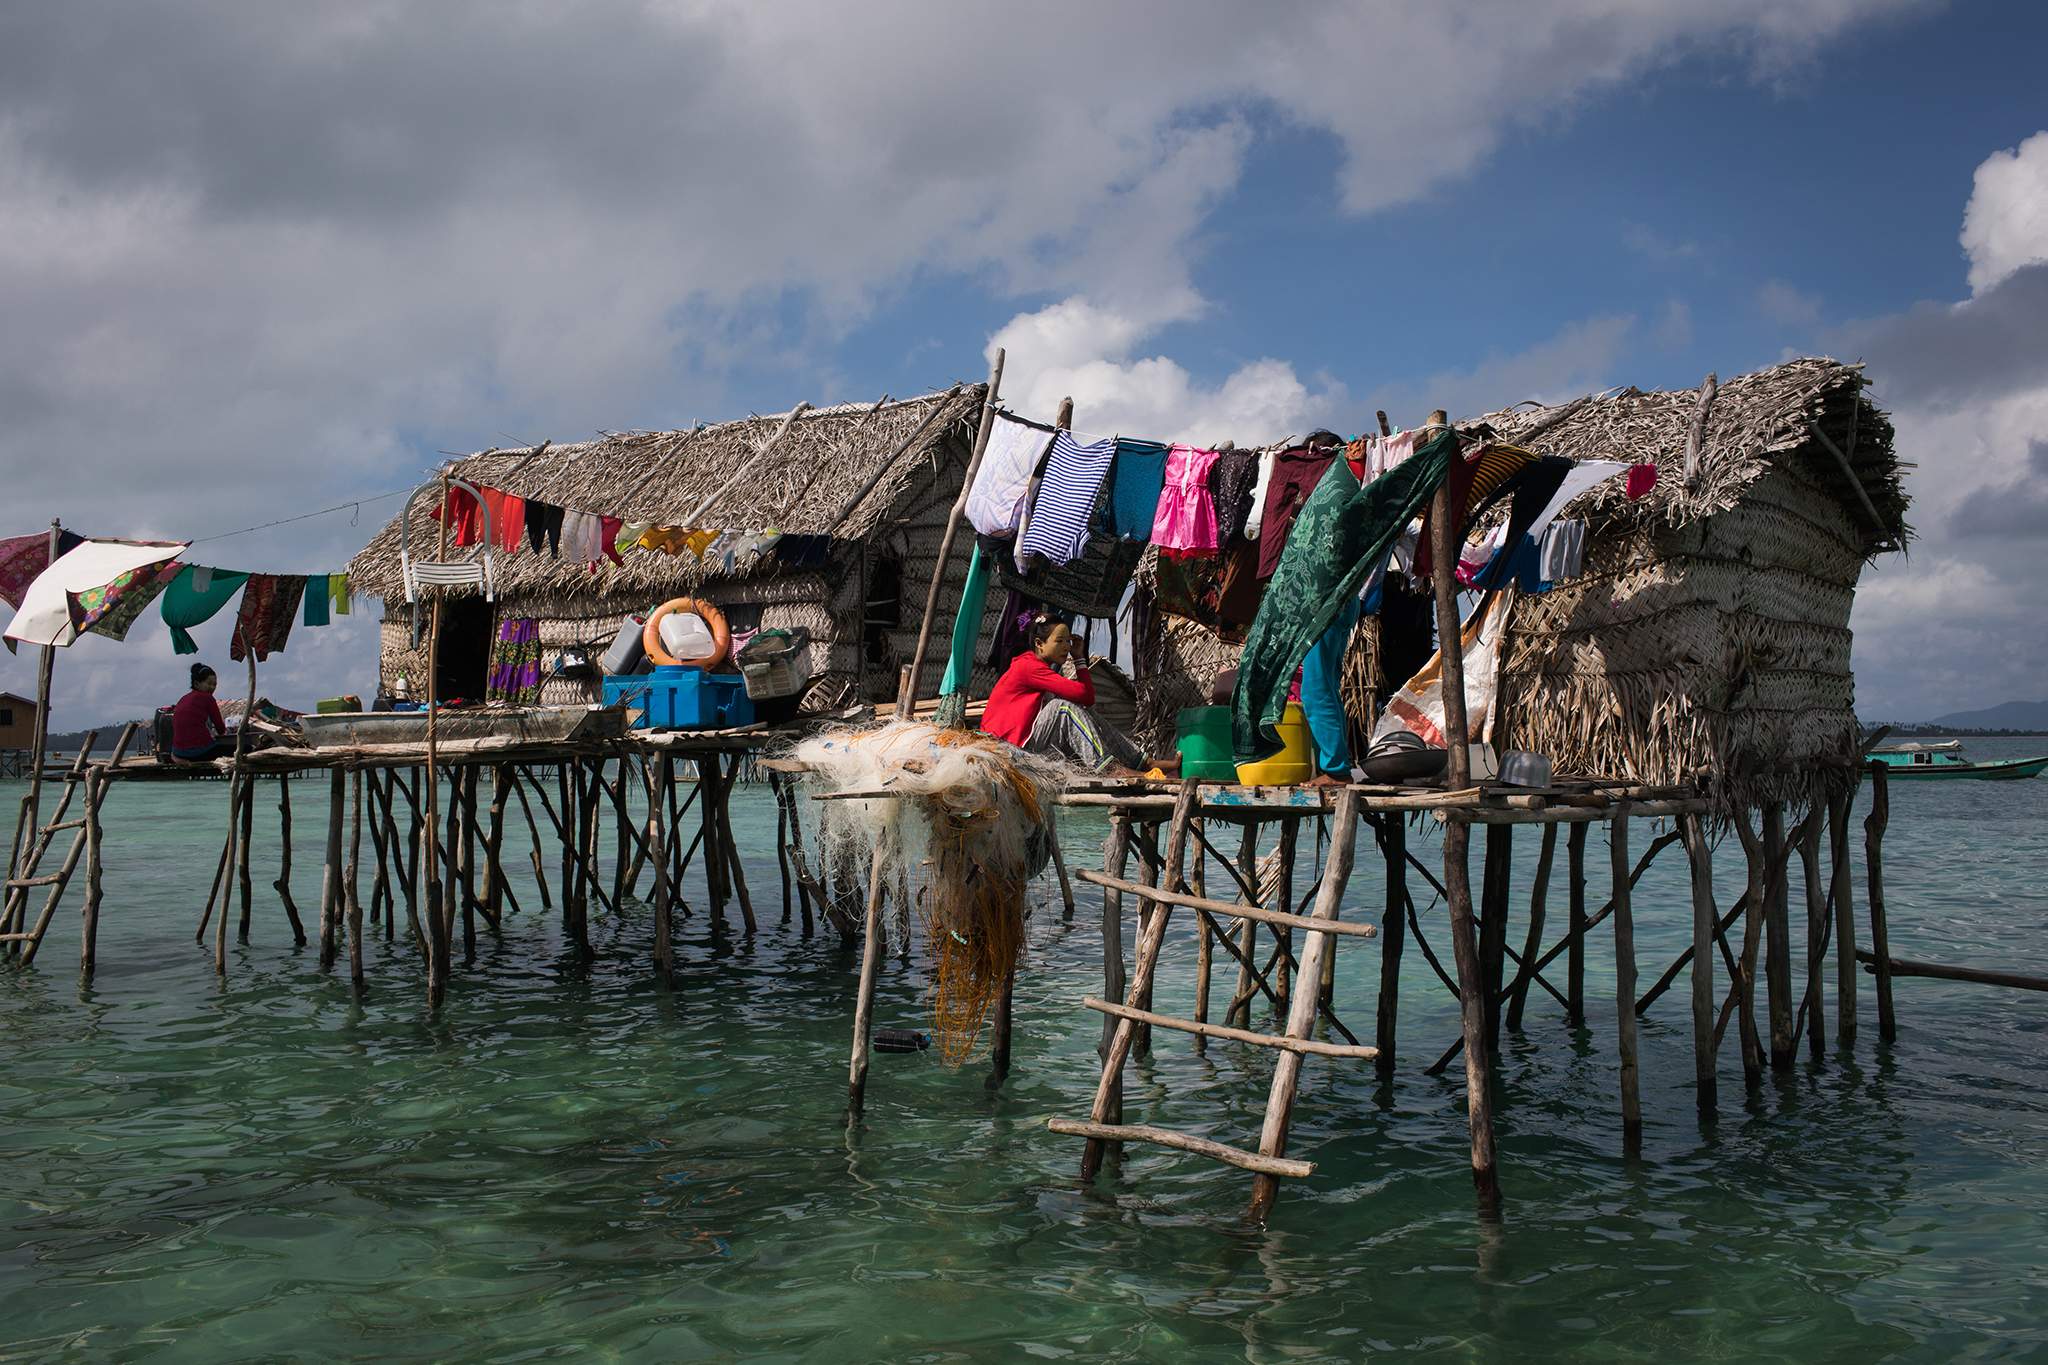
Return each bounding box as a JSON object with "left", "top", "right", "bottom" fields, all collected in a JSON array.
[
  {"left": 159, "top": 566, "right": 250, "bottom": 655},
  {"left": 303, "top": 573, "right": 331, "bottom": 627},
  {"left": 1108, "top": 438, "right": 1170, "bottom": 539},
  {"left": 1232, "top": 429, "right": 1458, "bottom": 762},
  {"left": 939, "top": 541, "right": 994, "bottom": 697}
]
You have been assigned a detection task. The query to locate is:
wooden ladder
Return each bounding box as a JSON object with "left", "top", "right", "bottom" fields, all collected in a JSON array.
[
  {"left": 2, "top": 723, "right": 136, "bottom": 967},
  {"left": 1049, "top": 786, "right": 1372, "bottom": 1219}
]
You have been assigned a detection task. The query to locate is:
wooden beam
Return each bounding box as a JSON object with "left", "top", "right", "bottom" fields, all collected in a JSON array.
[
  {"left": 1086, "top": 997, "right": 1378, "bottom": 1059},
  {"left": 1047, "top": 1120, "right": 1314, "bottom": 1179},
  {"left": 1077, "top": 869, "right": 1378, "bottom": 937}
]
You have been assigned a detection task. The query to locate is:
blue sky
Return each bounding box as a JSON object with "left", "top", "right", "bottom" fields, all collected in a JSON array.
[{"left": 2, "top": 0, "right": 2044, "bottom": 725}]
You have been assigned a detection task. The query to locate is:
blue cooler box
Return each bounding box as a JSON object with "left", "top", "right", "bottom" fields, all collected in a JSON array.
[{"left": 602, "top": 666, "right": 755, "bottom": 730}]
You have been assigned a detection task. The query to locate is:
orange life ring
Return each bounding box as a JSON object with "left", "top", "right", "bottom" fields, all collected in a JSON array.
[{"left": 643, "top": 597, "right": 731, "bottom": 669}]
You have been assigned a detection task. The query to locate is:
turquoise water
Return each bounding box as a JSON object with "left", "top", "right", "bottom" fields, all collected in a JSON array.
[{"left": 4, "top": 742, "right": 2048, "bottom": 1361}]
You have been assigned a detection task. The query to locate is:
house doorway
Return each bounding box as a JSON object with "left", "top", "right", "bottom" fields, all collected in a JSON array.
[{"left": 434, "top": 597, "right": 495, "bottom": 703}]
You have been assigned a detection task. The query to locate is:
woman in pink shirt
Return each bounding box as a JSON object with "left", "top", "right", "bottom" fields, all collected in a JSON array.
[{"left": 169, "top": 663, "right": 234, "bottom": 762}]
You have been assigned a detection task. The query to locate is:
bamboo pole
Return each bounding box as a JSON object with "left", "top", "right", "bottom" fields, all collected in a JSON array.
[
  {"left": 899, "top": 348, "right": 1004, "bottom": 709},
  {"left": 1192, "top": 818, "right": 1212, "bottom": 1047},
  {"left": 1865, "top": 763, "right": 1895, "bottom": 1043},
  {"left": 10, "top": 521, "right": 60, "bottom": 908},
  {"left": 484, "top": 764, "right": 509, "bottom": 923},
  {"left": 273, "top": 774, "right": 308, "bottom": 946},
  {"left": 718, "top": 757, "right": 757, "bottom": 934},
  {"left": 512, "top": 767, "right": 551, "bottom": 912},
  {"left": 423, "top": 475, "right": 450, "bottom": 1009},
  {"left": 1249, "top": 788, "right": 1362, "bottom": 1221},
  {"left": 1611, "top": 806, "right": 1641, "bottom": 1150},
  {"left": 6, "top": 731, "right": 100, "bottom": 930},
  {"left": 651, "top": 754, "right": 674, "bottom": 985},
  {"left": 319, "top": 768, "right": 343, "bottom": 970},
  {"left": 1479, "top": 825, "right": 1512, "bottom": 1049},
  {"left": 1424, "top": 408, "right": 1498, "bottom": 1208},
  {"left": 78, "top": 769, "right": 104, "bottom": 976},
  {"left": 1732, "top": 813, "right": 1767, "bottom": 1088},
  {"left": 1099, "top": 814, "right": 1133, "bottom": 1070}
]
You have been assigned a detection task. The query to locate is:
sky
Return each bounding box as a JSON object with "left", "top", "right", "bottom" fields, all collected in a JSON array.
[{"left": 2, "top": 0, "right": 2045, "bottom": 728}]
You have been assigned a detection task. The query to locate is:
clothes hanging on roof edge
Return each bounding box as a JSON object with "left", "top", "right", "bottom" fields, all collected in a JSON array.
[
  {"left": 229, "top": 573, "right": 306, "bottom": 662},
  {"left": 964, "top": 413, "right": 1056, "bottom": 539},
  {"left": 1150, "top": 444, "right": 1223, "bottom": 559},
  {"left": 1017, "top": 430, "right": 1117, "bottom": 569},
  {"left": 160, "top": 565, "right": 251, "bottom": 655},
  {"left": 1107, "top": 438, "right": 1170, "bottom": 540}
]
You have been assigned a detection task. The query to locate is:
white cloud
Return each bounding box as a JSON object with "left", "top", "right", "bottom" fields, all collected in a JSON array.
[
  {"left": 0, "top": 0, "right": 1928, "bottom": 726},
  {"left": 1961, "top": 130, "right": 2048, "bottom": 294},
  {"left": 1757, "top": 279, "right": 1823, "bottom": 326}
]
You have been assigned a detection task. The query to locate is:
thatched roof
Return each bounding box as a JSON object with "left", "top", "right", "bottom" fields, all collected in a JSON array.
[
  {"left": 1472, "top": 356, "right": 1906, "bottom": 555},
  {"left": 350, "top": 386, "right": 984, "bottom": 601}
]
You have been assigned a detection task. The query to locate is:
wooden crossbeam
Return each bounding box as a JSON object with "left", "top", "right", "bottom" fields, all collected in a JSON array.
[
  {"left": 1047, "top": 1119, "right": 1315, "bottom": 1179},
  {"left": 1079, "top": 870, "right": 1377, "bottom": 938},
  {"left": 1085, "top": 998, "right": 1377, "bottom": 1059}
]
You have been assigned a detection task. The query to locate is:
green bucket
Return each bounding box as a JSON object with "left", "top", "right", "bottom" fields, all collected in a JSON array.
[{"left": 1176, "top": 706, "right": 1236, "bottom": 781}]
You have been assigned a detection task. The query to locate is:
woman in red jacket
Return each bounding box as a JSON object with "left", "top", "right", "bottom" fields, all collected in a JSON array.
[{"left": 981, "top": 615, "right": 1172, "bottom": 776}]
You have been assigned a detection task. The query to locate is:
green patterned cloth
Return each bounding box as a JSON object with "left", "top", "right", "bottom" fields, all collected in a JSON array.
[{"left": 1232, "top": 429, "right": 1458, "bottom": 762}]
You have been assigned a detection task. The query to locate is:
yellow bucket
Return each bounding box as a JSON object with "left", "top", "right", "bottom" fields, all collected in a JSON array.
[{"left": 1234, "top": 702, "right": 1314, "bottom": 786}]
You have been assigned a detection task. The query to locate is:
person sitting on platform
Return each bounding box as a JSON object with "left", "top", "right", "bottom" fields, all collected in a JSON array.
[
  {"left": 169, "top": 663, "right": 236, "bottom": 762},
  {"left": 981, "top": 613, "right": 1177, "bottom": 778}
]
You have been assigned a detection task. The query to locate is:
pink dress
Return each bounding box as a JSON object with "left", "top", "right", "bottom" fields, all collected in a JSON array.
[{"left": 1149, "top": 445, "right": 1222, "bottom": 558}]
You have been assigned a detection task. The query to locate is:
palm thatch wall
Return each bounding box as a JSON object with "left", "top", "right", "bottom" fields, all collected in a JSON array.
[
  {"left": 350, "top": 387, "right": 992, "bottom": 708},
  {"left": 1131, "top": 357, "right": 1907, "bottom": 812}
]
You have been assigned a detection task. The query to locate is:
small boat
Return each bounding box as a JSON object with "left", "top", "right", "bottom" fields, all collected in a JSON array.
[{"left": 1870, "top": 740, "right": 2048, "bottom": 780}]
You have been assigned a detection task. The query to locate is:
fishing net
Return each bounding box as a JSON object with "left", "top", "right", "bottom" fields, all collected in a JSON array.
[{"left": 791, "top": 721, "right": 1064, "bottom": 1063}]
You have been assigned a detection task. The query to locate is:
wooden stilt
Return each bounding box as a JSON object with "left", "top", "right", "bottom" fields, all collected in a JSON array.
[
  {"left": 987, "top": 967, "right": 1015, "bottom": 1090},
  {"left": 651, "top": 754, "right": 674, "bottom": 985},
  {"left": 1225, "top": 824, "right": 1262, "bottom": 1030},
  {"left": 1082, "top": 784, "right": 1198, "bottom": 1180},
  {"left": 1505, "top": 824, "right": 1558, "bottom": 1031},
  {"left": 1865, "top": 763, "right": 1895, "bottom": 1043},
  {"left": 1762, "top": 802, "right": 1794, "bottom": 1070},
  {"left": 347, "top": 766, "right": 364, "bottom": 991},
  {"left": 484, "top": 764, "right": 509, "bottom": 924},
  {"left": 1732, "top": 813, "right": 1767, "bottom": 1089},
  {"left": 610, "top": 754, "right": 630, "bottom": 910},
  {"left": 1274, "top": 818, "right": 1299, "bottom": 1009},
  {"left": 1802, "top": 806, "right": 1827, "bottom": 1058},
  {"left": 1099, "top": 814, "right": 1133, "bottom": 1071},
  {"left": 719, "top": 757, "right": 757, "bottom": 934},
  {"left": 511, "top": 767, "right": 552, "bottom": 912},
  {"left": 770, "top": 772, "right": 793, "bottom": 925},
  {"left": 78, "top": 769, "right": 105, "bottom": 977},
  {"left": 1479, "top": 824, "right": 1511, "bottom": 1050},
  {"left": 1375, "top": 815, "right": 1405, "bottom": 1082},
  {"left": 1566, "top": 821, "right": 1588, "bottom": 1026},
  {"left": 273, "top": 774, "right": 307, "bottom": 946},
  {"left": 556, "top": 763, "right": 574, "bottom": 935},
  {"left": 320, "top": 768, "right": 343, "bottom": 970},
  {"left": 214, "top": 774, "right": 236, "bottom": 977},
  {"left": 364, "top": 770, "right": 388, "bottom": 928},
  {"left": 1050, "top": 838, "right": 1077, "bottom": 923},
  {"left": 1830, "top": 786, "right": 1857, "bottom": 1047},
  {"left": 1682, "top": 812, "right": 1718, "bottom": 1116},
  {"left": 1192, "top": 818, "right": 1213, "bottom": 1048},
  {"left": 236, "top": 760, "right": 256, "bottom": 942},
  {"left": 846, "top": 842, "right": 890, "bottom": 1116},
  {"left": 1611, "top": 806, "right": 1641, "bottom": 1150},
  {"left": 1248, "top": 789, "right": 1362, "bottom": 1220}
]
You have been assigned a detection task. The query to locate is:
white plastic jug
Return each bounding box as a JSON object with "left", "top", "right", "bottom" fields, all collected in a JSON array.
[{"left": 658, "top": 612, "right": 714, "bottom": 660}]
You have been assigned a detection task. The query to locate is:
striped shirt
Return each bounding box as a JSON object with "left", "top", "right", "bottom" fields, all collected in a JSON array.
[{"left": 1016, "top": 430, "right": 1117, "bottom": 569}]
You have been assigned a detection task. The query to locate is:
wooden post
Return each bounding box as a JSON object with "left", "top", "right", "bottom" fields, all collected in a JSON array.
[
  {"left": 846, "top": 842, "right": 890, "bottom": 1116},
  {"left": 1424, "top": 410, "right": 1499, "bottom": 1208},
  {"left": 1611, "top": 806, "right": 1641, "bottom": 1150},
  {"left": 1479, "top": 825, "right": 1511, "bottom": 1049},
  {"left": 422, "top": 475, "right": 450, "bottom": 1008},
  {"left": 273, "top": 774, "right": 308, "bottom": 946},
  {"left": 987, "top": 968, "right": 1016, "bottom": 1090},
  {"left": 1565, "top": 821, "right": 1588, "bottom": 1026},
  {"left": 347, "top": 766, "right": 365, "bottom": 990},
  {"left": 512, "top": 770, "right": 551, "bottom": 912},
  {"left": 719, "top": 758, "right": 756, "bottom": 934},
  {"left": 1274, "top": 817, "right": 1299, "bottom": 1008},
  {"left": 1248, "top": 789, "right": 1361, "bottom": 1221},
  {"left": 1802, "top": 807, "right": 1827, "bottom": 1059},
  {"left": 484, "top": 764, "right": 509, "bottom": 924},
  {"left": 770, "top": 771, "right": 793, "bottom": 925},
  {"left": 610, "top": 754, "right": 630, "bottom": 911},
  {"left": 1762, "top": 802, "right": 1794, "bottom": 1070},
  {"left": 651, "top": 753, "right": 674, "bottom": 984},
  {"left": 1099, "top": 814, "right": 1133, "bottom": 1067},
  {"left": 1733, "top": 813, "right": 1766, "bottom": 1089},
  {"left": 1830, "top": 785, "right": 1857, "bottom": 1047},
  {"left": 1050, "top": 839, "right": 1077, "bottom": 923},
  {"left": 235, "top": 757, "right": 256, "bottom": 943},
  {"left": 78, "top": 769, "right": 104, "bottom": 977},
  {"left": 1082, "top": 783, "right": 1198, "bottom": 1181},
  {"left": 1375, "top": 815, "right": 1406, "bottom": 1082},
  {"left": 1192, "top": 818, "right": 1212, "bottom": 1046},
  {"left": 316, "top": 767, "right": 342, "bottom": 970},
  {"left": 899, "top": 348, "right": 1004, "bottom": 709},
  {"left": 1505, "top": 824, "right": 1556, "bottom": 1031},
  {"left": 1865, "top": 763, "right": 1895, "bottom": 1043},
  {"left": 10, "top": 521, "right": 59, "bottom": 901},
  {"left": 1226, "top": 823, "right": 1262, "bottom": 1030},
  {"left": 1682, "top": 812, "right": 1717, "bottom": 1116}
]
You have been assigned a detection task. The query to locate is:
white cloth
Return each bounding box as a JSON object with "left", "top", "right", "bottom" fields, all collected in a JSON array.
[
  {"left": 964, "top": 414, "right": 1055, "bottom": 538},
  {"left": 558, "top": 511, "right": 602, "bottom": 563},
  {"left": 1526, "top": 460, "right": 1629, "bottom": 539},
  {"left": 1361, "top": 430, "right": 1419, "bottom": 482},
  {"left": 4, "top": 539, "right": 186, "bottom": 647},
  {"left": 1240, "top": 449, "right": 1279, "bottom": 540}
]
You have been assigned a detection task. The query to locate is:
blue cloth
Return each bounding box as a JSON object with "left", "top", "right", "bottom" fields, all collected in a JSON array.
[
  {"left": 303, "top": 574, "right": 331, "bottom": 627},
  {"left": 1107, "top": 438, "right": 1169, "bottom": 540},
  {"left": 939, "top": 542, "right": 994, "bottom": 697},
  {"left": 1300, "top": 594, "right": 1361, "bottom": 778},
  {"left": 1017, "top": 431, "right": 1117, "bottom": 568}
]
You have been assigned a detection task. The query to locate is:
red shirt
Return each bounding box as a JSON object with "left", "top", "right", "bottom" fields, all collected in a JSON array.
[
  {"left": 171, "top": 689, "right": 225, "bottom": 750},
  {"left": 980, "top": 652, "right": 1094, "bottom": 746}
]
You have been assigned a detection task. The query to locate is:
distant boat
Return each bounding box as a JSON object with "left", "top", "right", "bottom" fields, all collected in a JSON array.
[{"left": 1871, "top": 740, "right": 2048, "bottom": 780}]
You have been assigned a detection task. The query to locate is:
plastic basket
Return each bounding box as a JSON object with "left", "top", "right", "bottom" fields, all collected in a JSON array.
[{"left": 736, "top": 628, "right": 812, "bottom": 701}]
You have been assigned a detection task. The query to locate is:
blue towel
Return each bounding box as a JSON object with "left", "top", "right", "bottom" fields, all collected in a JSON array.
[{"left": 1107, "top": 438, "right": 1169, "bottom": 540}]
